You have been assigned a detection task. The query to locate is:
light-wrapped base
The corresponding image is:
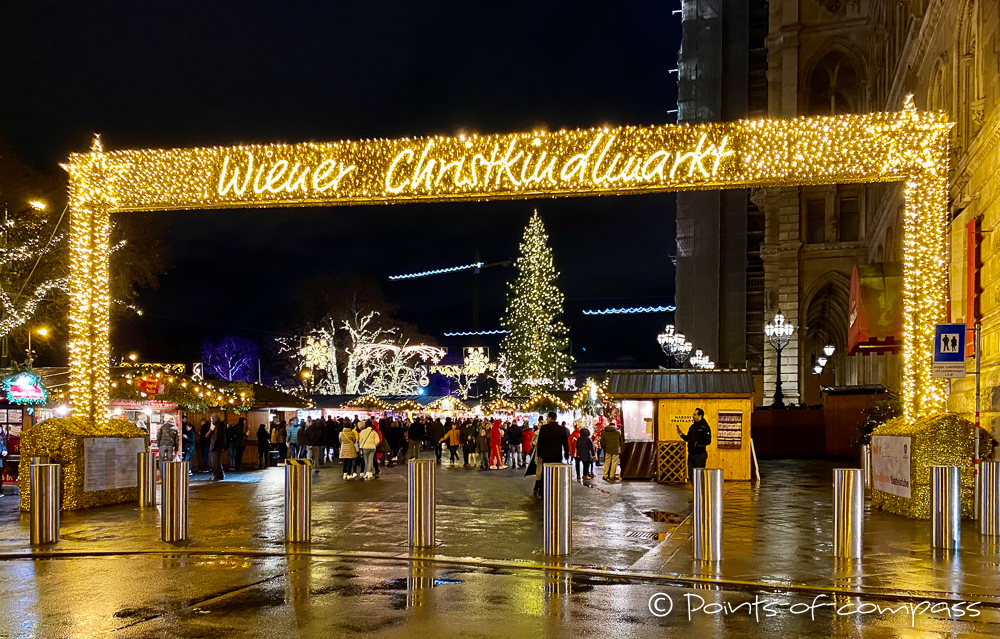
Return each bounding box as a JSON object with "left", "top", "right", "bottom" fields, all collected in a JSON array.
[
  {"left": 18, "top": 417, "right": 149, "bottom": 512},
  {"left": 870, "top": 413, "right": 983, "bottom": 519}
]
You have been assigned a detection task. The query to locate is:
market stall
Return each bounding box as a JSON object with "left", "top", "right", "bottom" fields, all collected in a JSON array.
[{"left": 607, "top": 369, "right": 755, "bottom": 482}]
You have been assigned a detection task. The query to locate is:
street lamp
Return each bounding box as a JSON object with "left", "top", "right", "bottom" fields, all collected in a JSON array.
[
  {"left": 657, "top": 324, "right": 693, "bottom": 367},
  {"left": 128, "top": 352, "right": 138, "bottom": 362},
  {"left": 26, "top": 326, "right": 49, "bottom": 366},
  {"left": 689, "top": 349, "right": 716, "bottom": 370},
  {"left": 764, "top": 311, "right": 794, "bottom": 408}
]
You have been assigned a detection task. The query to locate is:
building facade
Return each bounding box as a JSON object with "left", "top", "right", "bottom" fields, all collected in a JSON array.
[
  {"left": 674, "top": 0, "right": 769, "bottom": 371},
  {"left": 758, "top": 0, "right": 997, "bottom": 412}
]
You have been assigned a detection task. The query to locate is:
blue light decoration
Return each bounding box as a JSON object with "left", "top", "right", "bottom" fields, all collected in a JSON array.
[
  {"left": 581, "top": 305, "right": 676, "bottom": 316},
  {"left": 3, "top": 371, "right": 47, "bottom": 405},
  {"left": 442, "top": 329, "right": 510, "bottom": 337},
  {"left": 389, "top": 262, "right": 484, "bottom": 281}
]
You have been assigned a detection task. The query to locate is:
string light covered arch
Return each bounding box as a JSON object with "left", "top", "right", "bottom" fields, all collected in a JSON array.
[{"left": 65, "top": 97, "right": 949, "bottom": 425}]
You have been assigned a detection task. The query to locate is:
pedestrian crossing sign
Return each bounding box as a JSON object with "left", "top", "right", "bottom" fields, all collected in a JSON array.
[{"left": 933, "top": 323, "right": 966, "bottom": 379}]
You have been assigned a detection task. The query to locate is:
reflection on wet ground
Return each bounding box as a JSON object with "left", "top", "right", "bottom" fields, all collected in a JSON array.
[
  {"left": 1, "top": 459, "right": 999, "bottom": 609},
  {"left": 1, "top": 554, "right": 996, "bottom": 638}
]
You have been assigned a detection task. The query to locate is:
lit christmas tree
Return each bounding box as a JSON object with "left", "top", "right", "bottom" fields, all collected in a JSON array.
[{"left": 500, "top": 210, "right": 573, "bottom": 395}]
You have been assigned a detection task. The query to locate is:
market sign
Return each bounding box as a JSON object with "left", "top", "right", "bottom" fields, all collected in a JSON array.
[
  {"left": 137, "top": 376, "right": 165, "bottom": 396},
  {"left": 3, "top": 372, "right": 47, "bottom": 406},
  {"left": 871, "top": 435, "right": 911, "bottom": 499},
  {"left": 64, "top": 99, "right": 952, "bottom": 428}
]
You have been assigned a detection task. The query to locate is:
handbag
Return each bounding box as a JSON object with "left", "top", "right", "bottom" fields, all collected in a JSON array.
[{"left": 524, "top": 450, "right": 537, "bottom": 477}]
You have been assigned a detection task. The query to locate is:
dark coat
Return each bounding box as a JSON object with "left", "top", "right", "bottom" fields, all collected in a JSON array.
[
  {"left": 681, "top": 419, "right": 712, "bottom": 454},
  {"left": 507, "top": 423, "right": 522, "bottom": 446},
  {"left": 408, "top": 420, "right": 426, "bottom": 443},
  {"left": 210, "top": 422, "right": 228, "bottom": 452},
  {"left": 576, "top": 428, "right": 595, "bottom": 462},
  {"left": 426, "top": 419, "right": 445, "bottom": 444},
  {"left": 324, "top": 420, "right": 340, "bottom": 447},
  {"left": 600, "top": 426, "right": 623, "bottom": 455},
  {"left": 305, "top": 422, "right": 325, "bottom": 446},
  {"left": 256, "top": 424, "right": 270, "bottom": 450},
  {"left": 536, "top": 421, "right": 569, "bottom": 461},
  {"left": 182, "top": 425, "right": 197, "bottom": 453}
]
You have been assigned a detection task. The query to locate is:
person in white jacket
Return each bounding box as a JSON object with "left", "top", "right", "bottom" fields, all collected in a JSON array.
[{"left": 357, "top": 421, "right": 380, "bottom": 480}]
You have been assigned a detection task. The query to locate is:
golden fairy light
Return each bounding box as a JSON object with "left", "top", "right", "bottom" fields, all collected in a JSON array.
[{"left": 64, "top": 98, "right": 950, "bottom": 425}]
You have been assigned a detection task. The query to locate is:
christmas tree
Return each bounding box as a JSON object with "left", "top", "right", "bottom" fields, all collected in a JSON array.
[{"left": 500, "top": 211, "right": 573, "bottom": 395}]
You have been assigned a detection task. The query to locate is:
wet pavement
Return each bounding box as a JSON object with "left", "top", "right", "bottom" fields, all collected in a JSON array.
[
  {"left": 2, "top": 555, "right": 998, "bottom": 638},
  {"left": 0, "top": 458, "right": 999, "bottom": 636}
]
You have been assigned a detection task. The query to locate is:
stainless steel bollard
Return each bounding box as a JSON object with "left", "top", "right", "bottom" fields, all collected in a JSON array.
[
  {"left": 285, "top": 459, "right": 312, "bottom": 542},
  {"left": 408, "top": 459, "right": 435, "bottom": 547},
  {"left": 693, "top": 468, "right": 723, "bottom": 561},
  {"left": 860, "top": 444, "right": 872, "bottom": 491},
  {"left": 160, "top": 461, "right": 189, "bottom": 542},
  {"left": 980, "top": 461, "right": 1000, "bottom": 537},
  {"left": 543, "top": 463, "right": 572, "bottom": 556},
  {"left": 138, "top": 451, "right": 156, "bottom": 507},
  {"left": 931, "top": 465, "right": 961, "bottom": 550},
  {"left": 29, "top": 464, "right": 60, "bottom": 545},
  {"left": 833, "top": 468, "right": 864, "bottom": 559}
]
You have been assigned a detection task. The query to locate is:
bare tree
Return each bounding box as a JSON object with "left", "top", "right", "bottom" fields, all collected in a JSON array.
[{"left": 201, "top": 336, "right": 259, "bottom": 382}]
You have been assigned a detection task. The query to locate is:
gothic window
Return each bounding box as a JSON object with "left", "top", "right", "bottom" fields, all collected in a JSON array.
[
  {"left": 839, "top": 197, "right": 860, "bottom": 242},
  {"left": 957, "top": 1, "right": 981, "bottom": 150},
  {"left": 807, "top": 50, "right": 862, "bottom": 115},
  {"left": 927, "top": 58, "right": 948, "bottom": 112},
  {"left": 806, "top": 199, "right": 826, "bottom": 244}
]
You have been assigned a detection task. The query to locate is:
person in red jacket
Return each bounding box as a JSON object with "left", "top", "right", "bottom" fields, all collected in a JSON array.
[
  {"left": 568, "top": 423, "right": 582, "bottom": 480},
  {"left": 489, "top": 419, "right": 505, "bottom": 469},
  {"left": 522, "top": 424, "right": 534, "bottom": 456}
]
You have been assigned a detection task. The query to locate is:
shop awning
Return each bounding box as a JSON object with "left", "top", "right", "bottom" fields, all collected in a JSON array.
[
  {"left": 848, "top": 263, "right": 902, "bottom": 355},
  {"left": 606, "top": 369, "right": 754, "bottom": 397}
]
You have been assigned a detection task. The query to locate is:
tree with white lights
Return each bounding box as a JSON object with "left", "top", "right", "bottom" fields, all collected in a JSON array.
[{"left": 499, "top": 211, "right": 573, "bottom": 395}]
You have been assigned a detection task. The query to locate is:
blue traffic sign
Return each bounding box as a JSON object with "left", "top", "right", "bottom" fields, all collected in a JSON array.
[{"left": 933, "top": 324, "right": 966, "bottom": 363}]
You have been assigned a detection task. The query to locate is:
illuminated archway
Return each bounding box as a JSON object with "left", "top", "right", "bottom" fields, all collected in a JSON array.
[{"left": 65, "top": 97, "right": 949, "bottom": 425}]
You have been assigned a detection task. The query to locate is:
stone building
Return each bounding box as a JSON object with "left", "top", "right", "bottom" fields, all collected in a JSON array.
[
  {"left": 674, "top": 0, "right": 769, "bottom": 371},
  {"left": 758, "top": 0, "right": 998, "bottom": 411}
]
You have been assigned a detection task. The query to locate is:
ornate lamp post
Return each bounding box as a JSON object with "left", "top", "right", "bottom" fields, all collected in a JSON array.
[
  {"left": 657, "top": 325, "right": 692, "bottom": 368},
  {"left": 764, "top": 311, "right": 794, "bottom": 408},
  {"left": 689, "top": 349, "right": 716, "bottom": 369}
]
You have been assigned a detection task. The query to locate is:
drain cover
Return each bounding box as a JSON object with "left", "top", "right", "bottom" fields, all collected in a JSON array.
[
  {"left": 643, "top": 510, "right": 683, "bottom": 523},
  {"left": 625, "top": 531, "right": 667, "bottom": 541}
]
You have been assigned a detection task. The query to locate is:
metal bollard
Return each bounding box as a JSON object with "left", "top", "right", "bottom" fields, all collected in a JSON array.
[
  {"left": 833, "top": 468, "right": 864, "bottom": 559},
  {"left": 860, "top": 444, "right": 872, "bottom": 491},
  {"left": 693, "top": 468, "right": 723, "bottom": 561},
  {"left": 30, "top": 456, "right": 52, "bottom": 466},
  {"left": 408, "top": 459, "right": 435, "bottom": 547},
  {"left": 931, "top": 466, "right": 961, "bottom": 550},
  {"left": 543, "top": 463, "right": 572, "bottom": 556},
  {"left": 285, "top": 459, "right": 312, "bottom": 542},
  {"left": 980, "top": 461, "right": 1000, "bottom": 537},
  {"left": 137, "top": 451, "right": 156, "bottom": 507},
  {"left": 160, "top": 461, "right": 189, "bottom": 542},
  {"left": 29, "top": 464, "right": 60, "bottom": 545}
]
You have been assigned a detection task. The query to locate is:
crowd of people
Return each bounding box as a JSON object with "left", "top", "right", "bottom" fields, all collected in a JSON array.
[{"left": 167, "top": 411, "right": 627, "bottom": 487}]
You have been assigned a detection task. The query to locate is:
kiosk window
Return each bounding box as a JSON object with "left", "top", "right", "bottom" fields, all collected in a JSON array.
[{"left": 621, "top": 400, "right": 654, "bottom": 442}]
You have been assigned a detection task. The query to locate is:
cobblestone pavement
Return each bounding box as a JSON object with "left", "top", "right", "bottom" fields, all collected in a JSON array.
[{"left": 0, "top": 457, "right": 997, "bottom": 618}]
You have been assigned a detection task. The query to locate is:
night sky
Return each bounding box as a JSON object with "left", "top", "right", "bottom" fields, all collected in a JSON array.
[{"left": 0, "top": 1, "right": 681, "bottom": 373}]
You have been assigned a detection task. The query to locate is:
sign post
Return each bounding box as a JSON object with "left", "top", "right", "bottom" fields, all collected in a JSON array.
[{"left": 932, "top": 324, "right": 966, "bottom": 379}]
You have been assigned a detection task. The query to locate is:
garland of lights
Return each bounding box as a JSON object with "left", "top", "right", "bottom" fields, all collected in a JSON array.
[
  {"left": 111, "top": 366, "right": 255, "bottom": 411},
  {"left": 442, "top": 329, "right": 509, "bottom": 336},
  {"left": 582, "top": 305, "right": 676, "bottom": 315},
  {"left": 389, "top": 262, "right": 484, "bottom": 280},
  {"left": 66, "top": 99, "right": 949, "bottom": 425}
]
